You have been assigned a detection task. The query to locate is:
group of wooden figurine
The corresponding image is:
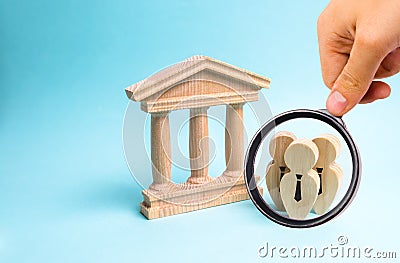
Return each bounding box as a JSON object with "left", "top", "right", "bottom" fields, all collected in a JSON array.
[{"left": 266, "top": 131, "right": 343, "bottom": 220}]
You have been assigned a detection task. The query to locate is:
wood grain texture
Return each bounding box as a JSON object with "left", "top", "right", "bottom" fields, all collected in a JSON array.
[
  {"left": 187, "top": 107, "right": 213, "bottom": 184},
  {"left": 266, "top": 131, "right": 297, "bottom": 211},
  {"left": 280, "top": 139, "right": 320, "bottom": 220},
  {"left": 149, "top": 112, "right": 176, "bottom": 192},
  {"left": 126, "top": 55, "right": 270, "bottom": 103},
  {"left": 141, "top": 176, "right": 263, "bottom": 219},
  {"left": 312, "top": 134, "right": 343, "bottom": 215},
  {"left": 142, "top": 81, "right": 258, "bottom": 113},
  {"left": 223, "top": 103, "right": 244, "bottom": 178}
]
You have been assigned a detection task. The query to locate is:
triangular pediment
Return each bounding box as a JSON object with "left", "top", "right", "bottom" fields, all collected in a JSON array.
[{"left": 125, "top": 55, "right": 270, "bottom": 102}]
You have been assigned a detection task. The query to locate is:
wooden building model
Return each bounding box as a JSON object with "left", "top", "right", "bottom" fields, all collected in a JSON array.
[{"left": 125, "top": 55, "right": 270, "bottom": 219}]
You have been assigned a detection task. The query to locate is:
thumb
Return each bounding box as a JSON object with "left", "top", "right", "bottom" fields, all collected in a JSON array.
[{"left": 326, "top": 36, "right": 387, "bottom": 116}]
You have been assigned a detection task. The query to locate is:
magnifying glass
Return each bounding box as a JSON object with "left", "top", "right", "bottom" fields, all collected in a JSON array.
[{"left": 244, "top": 109, "right": 361, "bottom": 228}]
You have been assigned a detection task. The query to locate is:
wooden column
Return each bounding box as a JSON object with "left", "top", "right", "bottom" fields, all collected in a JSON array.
[
  {"left": 187, "top": 107, "right": 213, "bottom": 184},
  {"left": 149, "top": 112, "right": 172, "bottom": 191},
  {"left": 224, "top": 103, "right": 244, "bottom": 178}
]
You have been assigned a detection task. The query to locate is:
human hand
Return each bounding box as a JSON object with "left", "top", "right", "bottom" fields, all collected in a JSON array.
[{"left": 318, "top": 0, "right": 400, "bottom": 116}]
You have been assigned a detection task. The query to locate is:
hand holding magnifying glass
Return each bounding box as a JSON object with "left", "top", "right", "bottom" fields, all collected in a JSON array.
[{"left": 318, "top": 0, "right": 400, "bottom": 116}]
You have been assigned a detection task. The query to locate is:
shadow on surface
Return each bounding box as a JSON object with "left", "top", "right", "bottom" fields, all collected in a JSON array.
[{"left": 58, "top": 174, "right": 146, "bottom": 220}]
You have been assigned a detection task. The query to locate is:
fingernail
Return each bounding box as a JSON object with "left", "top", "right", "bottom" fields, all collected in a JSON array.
[{"left": 327, "top": 90, "right": 348, "bottom": 115}]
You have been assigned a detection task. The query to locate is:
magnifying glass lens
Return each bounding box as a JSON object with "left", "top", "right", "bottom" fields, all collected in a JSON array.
[{"left": 245, "top": 110, "right": 361, "bottom": 228}]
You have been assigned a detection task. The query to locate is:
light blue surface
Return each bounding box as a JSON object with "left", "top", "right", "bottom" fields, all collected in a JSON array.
[{"left": 1, "top": 0, "right": 399, "bottom": 262}]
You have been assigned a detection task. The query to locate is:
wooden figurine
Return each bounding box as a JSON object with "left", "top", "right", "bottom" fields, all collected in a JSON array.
[
  {"left": 312, "top": 134, "right": 343, "bottom": 215},
  {"left": 266, "top": 131, "right": 296, "bottom": 211},
  {"left": 280, "top": 139, "right": 320, "bottom": 220},
  {"left": 125, "top": 55, "right": 270, "bottom": 219}
]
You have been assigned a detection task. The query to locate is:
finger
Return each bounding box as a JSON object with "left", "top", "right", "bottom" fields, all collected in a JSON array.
[
  {"left": 326, "top": 35, "right": 388, "bottom": 116},
  {"left": 319, "top": 47, "right": 350, "bottom": 89},
  {"left": 375, "top": 47, "right": 400, "bottom": 79},
  {"left": 317, "top": 14, "right": 353, "bottom": 88},
  {"left": 359, "top": 81, "right": 391, "bottom": 104}
]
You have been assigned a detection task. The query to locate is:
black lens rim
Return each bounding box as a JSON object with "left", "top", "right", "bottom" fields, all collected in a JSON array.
[{"left": 244, "top": 109, "right": 362, "bottom": 228}]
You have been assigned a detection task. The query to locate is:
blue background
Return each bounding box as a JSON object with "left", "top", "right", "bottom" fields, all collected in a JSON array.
[{"left": 1, "top": 0, "right": 399, "bottom": 262}]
